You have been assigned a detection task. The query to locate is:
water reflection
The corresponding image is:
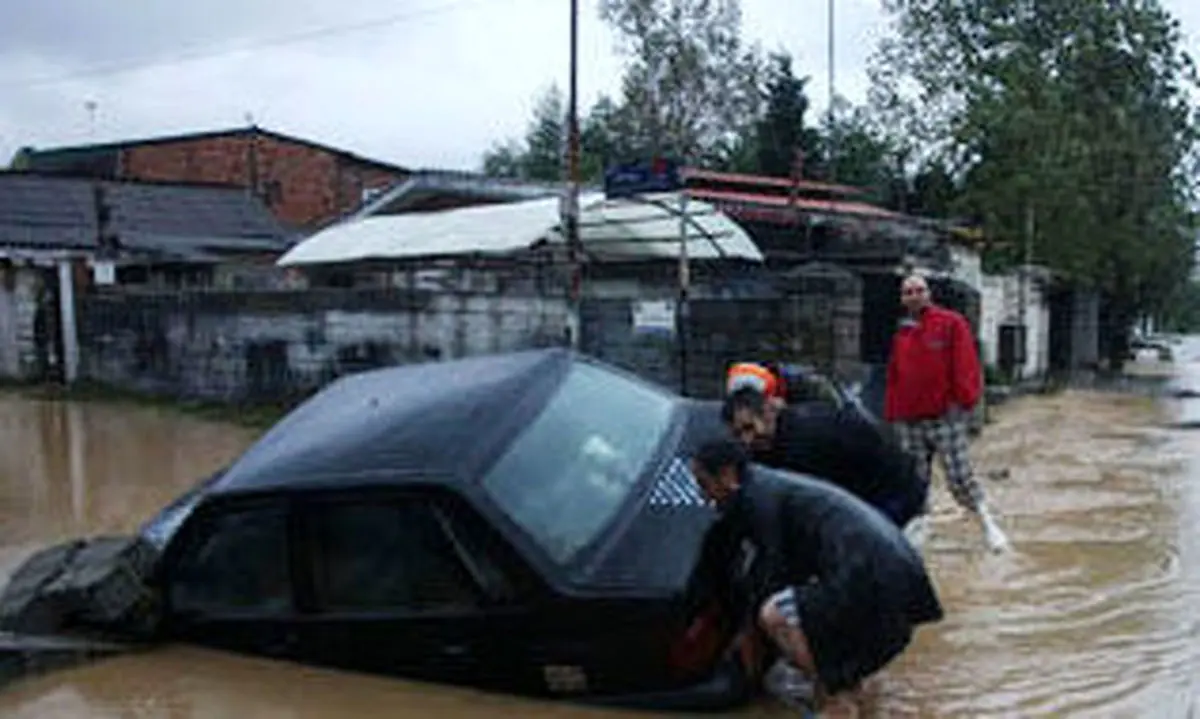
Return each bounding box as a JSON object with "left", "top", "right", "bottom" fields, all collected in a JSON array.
[
  {"left": 0, "top": 396, "right": 256, "bottom": 579},
  {"left": 0, "top": 382, "right": 1196, "bottom": 717}
]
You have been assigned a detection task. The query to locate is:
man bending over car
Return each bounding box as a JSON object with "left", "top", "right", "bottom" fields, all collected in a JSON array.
[
  {"left": 690, "top": 438, "right": 944, "bottom": 713},
  {"left": 721, "top": 386, "right": 928, "bottom": 534}
]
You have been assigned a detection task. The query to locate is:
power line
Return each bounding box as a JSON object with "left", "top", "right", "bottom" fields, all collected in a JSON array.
[{"left": 0, "top": 0, "right": 491, "bottom": 91}]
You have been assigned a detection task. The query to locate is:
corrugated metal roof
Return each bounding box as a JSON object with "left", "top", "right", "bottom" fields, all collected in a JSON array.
[
  {"left": 0, "top": 174, "right": 98, "bottom": 249},
  {"left": 353, "top": 172, "right": 567, "bottom": 219},
  {"left": 687, "top": 187, "right": 902, "bottom": 220},
  {"left": 0, "top": 173, "right": 292, "bottom": 255},
  {"left": 682, "top": 167, "right": 866, "bottom": 197},
  {"left": 103, "top": 182, "right": 290, "bottom": 251},
  {"left": 278, "top": 192, "right": 764, "bottom": 267}
]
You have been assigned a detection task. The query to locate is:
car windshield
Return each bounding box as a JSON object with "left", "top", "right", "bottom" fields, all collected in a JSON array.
[{"left": 480, "top": 363, "right": 676, "bottom": 565}]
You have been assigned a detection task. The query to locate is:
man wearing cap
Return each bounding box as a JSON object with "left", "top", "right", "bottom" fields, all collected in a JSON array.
[
  {"left": 721, "top": 381, "right": 928, "bottom": 533},
  {"left": 885, "top": 274, "right": 1010, "bottom": 553},
  {"left": 726, "top": 361, "right": 789, "bottom": 406}
]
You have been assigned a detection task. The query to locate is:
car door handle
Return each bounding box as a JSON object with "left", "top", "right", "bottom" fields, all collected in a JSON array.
[{"left": 440, "top": 643, "right": 468, "bottom": 657}]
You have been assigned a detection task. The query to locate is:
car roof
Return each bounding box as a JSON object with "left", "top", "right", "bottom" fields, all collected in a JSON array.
[{"left": 209, "top": 347, "right": 580, "bottom": 496}]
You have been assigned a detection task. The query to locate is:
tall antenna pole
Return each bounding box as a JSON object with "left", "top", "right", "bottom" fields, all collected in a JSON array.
[
  {"left": 84, "top": 101, "right": 98, "bottom": 138},
  {"left": 564, "top": 0, "right": 583, "bottom": 349},
  {"left": 827, "top": 0, "right": 836, "bottom": 182}
]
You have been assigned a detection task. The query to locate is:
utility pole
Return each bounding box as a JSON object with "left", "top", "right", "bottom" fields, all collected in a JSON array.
[
  {"left": 564, "top": 0, "right": 583, "bottom": 350},
  {"left": 677, "top": 177, "right": 690, "bottom": 395}
]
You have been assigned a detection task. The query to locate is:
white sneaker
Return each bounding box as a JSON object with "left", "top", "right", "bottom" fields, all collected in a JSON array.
[
  {"left": 903, "top": 515, "right": 929, "bottom": 552},
  {"left": 763, "top": 658, "right": 817, "bottom": 712},
  {"left": 978, "top": 505, "right": 1011, "bottom": 553}
]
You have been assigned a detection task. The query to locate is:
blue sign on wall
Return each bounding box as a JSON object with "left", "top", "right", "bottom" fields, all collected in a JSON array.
[{"left": 603, "top": 158, "right": 683, "bottom": 198}]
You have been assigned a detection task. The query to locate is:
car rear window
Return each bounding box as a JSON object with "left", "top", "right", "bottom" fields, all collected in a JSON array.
[
  {"left": 480, "top": 363, "right": 675, "bottom": 565},
  {"left": 309, "top": 501, "right": 482, "bottom": 613}
]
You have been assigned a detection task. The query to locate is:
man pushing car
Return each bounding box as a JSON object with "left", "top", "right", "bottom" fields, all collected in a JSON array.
[
  {"left": 721, "top": 363, "right": 928, "bottom": 536},
  {"left": 690, "top": 438, "right": 944, "bottom": 714}
]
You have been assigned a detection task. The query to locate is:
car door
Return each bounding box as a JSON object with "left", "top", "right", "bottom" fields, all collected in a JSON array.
[
  {"left": 431, "top": 498, "right": 558, "bottom": 695},
  {"left": 434, "top": 500, "right": 630, "bottom": 699},
  {"left": 292, "top": 493, "right": 498, "bottom": 686},
  {"left": 161, "top": 497, "right": 302, "bottom": 660}
]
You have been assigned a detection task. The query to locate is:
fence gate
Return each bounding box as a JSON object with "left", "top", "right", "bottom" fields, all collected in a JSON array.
[{"left": 778, "top": 262, "right": 864, "bottom": 379}]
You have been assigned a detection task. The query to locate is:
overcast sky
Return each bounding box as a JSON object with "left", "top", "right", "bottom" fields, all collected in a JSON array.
[{"left": 0, "top": 0, "right": 1197, "bottom": 173}]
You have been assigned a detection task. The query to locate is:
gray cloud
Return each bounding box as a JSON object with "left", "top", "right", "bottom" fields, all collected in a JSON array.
[
  {"left": 0, "top": 0, "right": 358, "bottom": 67},
  {"left": 0, "top": 0, "right": 1194, "bottom": 172}
]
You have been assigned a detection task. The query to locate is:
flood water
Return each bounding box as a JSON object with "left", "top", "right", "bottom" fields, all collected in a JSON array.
[{"left": 0, "top": 363, "right": 1198, "bottom": 717}]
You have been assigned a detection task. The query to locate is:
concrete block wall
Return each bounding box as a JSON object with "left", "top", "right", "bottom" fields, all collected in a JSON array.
[
  {"left": 78, "top": 289, "right": 569, "bottom": 403},
  {"left": 979, "top": 272, "right": 1051, "bottom": 378},
  {"left": 0, "top": 267, "right": 46, "bottom": 381}
]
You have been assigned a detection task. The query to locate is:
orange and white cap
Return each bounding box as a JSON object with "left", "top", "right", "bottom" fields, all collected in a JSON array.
[{"left": 726, "top": 362, "right": 785, "bottom": 399}]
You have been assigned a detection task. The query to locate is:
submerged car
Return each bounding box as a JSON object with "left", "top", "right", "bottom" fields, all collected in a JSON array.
[{"left": 133, "top": 348, "right": 766, "bottom": 710}]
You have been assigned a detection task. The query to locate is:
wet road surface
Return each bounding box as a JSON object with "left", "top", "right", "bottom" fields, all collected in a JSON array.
[{"left": 0, "top": 380, "right": 1197, "bottom": 717}]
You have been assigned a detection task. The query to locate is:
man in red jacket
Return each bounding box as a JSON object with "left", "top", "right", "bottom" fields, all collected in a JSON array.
[{"left": 885, "top": 274, "right": 1011, "bottom": 553}]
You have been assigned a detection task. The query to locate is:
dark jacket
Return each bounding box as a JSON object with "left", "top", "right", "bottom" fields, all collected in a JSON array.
[
  {"left": 721, "top": 465, "right": 944, "bottom": 694},
  {"left": 754, "top": 406, "right": 928, "bottom": 528}
]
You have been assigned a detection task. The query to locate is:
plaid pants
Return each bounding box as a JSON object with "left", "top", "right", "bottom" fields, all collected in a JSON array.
[{"left": 893, "top": 413, "right": 984, "bottom": 512}]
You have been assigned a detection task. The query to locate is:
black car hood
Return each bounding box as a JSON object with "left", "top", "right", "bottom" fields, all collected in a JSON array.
[{"left": 573, "top": 400, "right": 726, "bottom": 595}]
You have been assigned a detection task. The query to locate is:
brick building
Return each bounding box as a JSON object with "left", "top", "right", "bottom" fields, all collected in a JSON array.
[{"left": 10, "top": 126, "right": 410, "bottom": 229}]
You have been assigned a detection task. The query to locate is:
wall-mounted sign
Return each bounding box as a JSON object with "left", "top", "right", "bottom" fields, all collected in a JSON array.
[
  {"left": 631, "top": 299, "right": 676, "bottom": 336},
  {"left": 92, "top": 260, "right": 116, "bottom": 286},
  {"left": 604, "top": 158, "right": 682, "bottom": 199}
]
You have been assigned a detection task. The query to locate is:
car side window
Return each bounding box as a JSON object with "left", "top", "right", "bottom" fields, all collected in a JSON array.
[
  {"left": 310, "top": 501, "right": 484, "bottom": 613},
  {"left": 168, "top": 503, "right": 292, "bottom": 616}
]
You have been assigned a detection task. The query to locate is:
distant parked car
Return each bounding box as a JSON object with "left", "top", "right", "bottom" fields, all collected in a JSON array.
[
  {"left": 1129, "top": 338, "right": 1173, "bottom": 363},
  {"left": 133, "top": 349, "right": 763, "bottom": 710}
]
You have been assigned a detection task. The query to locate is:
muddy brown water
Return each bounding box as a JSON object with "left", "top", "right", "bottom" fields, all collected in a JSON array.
[{"left": 0, "top": 389, "right": 1197, "bottom": 718}]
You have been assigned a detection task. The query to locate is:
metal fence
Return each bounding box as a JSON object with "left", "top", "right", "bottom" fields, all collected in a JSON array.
[{"left": 582, "top": 263, "right": 864, "bottom": 398}]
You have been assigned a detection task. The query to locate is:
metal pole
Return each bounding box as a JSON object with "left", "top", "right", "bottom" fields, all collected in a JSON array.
[
  {"left": 827, "top": 0, "right": 836, "bottom": 182},
  {"left": 564, "top": 0, "right": 583, "bottom": 349},
  {"left": 85, "top": 101, "right": 97, "bottom": 138},
  {"left": 677, "top": 188, "right": 691, "bottom": 395},
  {"left": 1018, "top": 205, "right": 1033, "bottom": 380}
]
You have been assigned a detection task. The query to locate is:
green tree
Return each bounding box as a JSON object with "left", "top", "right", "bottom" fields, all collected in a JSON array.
[
  {"left": 480, "top": 86, "right": 566, "bottom": 182},
  {"left": 905, "top": 161, "right": 961, "bottom": 218},
  {"left": 814, "top": 99, "right": 902, "bottom": 201},
  {"left": 480, "top": 89, "right": 626, "bottom": 183},
  {"left": 596, "top": 0, "right": 765, "bottom": 164},
  {"left": 521, "top": 86, "right": 567, "bottom": 181},
  {"left": 752, "top": 53, "right": 821, "bottom": 178},
  {"left": 873, "top": 0, "right": 1200, "bottom": 367},
  {"left": 480, "top": 140, "right": 525, "bottom": 179},
  {"left": 579, "top": 96, "right": 622, "bottom": 178}
]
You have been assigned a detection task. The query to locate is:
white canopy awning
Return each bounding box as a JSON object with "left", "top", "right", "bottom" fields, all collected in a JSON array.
[{"left": 277, "top": 191, "right": 764, "bottom": 267}]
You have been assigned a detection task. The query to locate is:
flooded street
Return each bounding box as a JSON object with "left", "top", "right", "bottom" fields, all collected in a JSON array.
[{"left": 0, "top": 371, "right": 1198, "bottom": 717}]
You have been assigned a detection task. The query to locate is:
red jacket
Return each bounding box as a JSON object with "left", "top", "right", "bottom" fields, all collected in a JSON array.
[{"left": 884, "top": 305, "right": 982, "bottom": 422}]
